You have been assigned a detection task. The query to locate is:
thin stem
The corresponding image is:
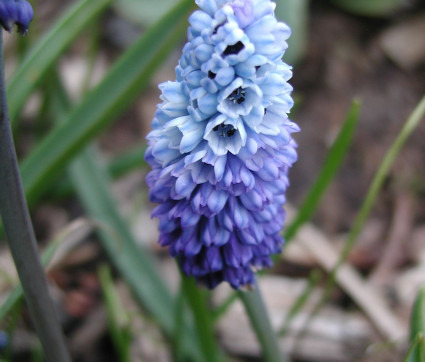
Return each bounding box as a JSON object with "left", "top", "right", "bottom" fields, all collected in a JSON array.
[
  {"left": 0, "top": 30, "right": 71, "bottom": 362},
  {"left": 336, "top": 94, "right": 425, "bottom": 269},
  {"left": 181, "top": 275, "right": 223, "bottom": 362},
  {"left": 238, "top": 280, "right": 289, "bottom": 362}
]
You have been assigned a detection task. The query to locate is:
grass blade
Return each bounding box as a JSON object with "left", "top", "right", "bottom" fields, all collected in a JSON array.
[
  {"left": 70, "top": 148, "right": 174, "bottom": 332},
  {"left": 336, "top": 95, "right": 425, "bottom": 270},
  {"left": 330, "top": 0, "right": 406, "bottom": 17},
  {"left": 405, "top": 334, "right": 425, "bottom": 362},
  {"left": 19, "top": 0, "right": 193, "bottom": 207},
  {"left": 406, "top": 288, "right": 425, "bottom": 362},
  {"left": 50, "top": 144, "right": 148, "bottom": 200},
  {"left": 108, "top": 144, "right": 147, "bottom": 179},
  {"left": 47, "top": 61, "right": 204, "bottom": 360},
  {"left": 68, "top": 148, "right": 202, "bottom": 361},
  {"left": 278, "top": 269, "right": 322, "bottom": 337},
  {"left": 98, "top": 265, "right": 132, "bottom": 362},
  {"left": 7, "top": 0, "right": 113, "bottom": 123},
  {"left": 284, "top": 100, "right": 360, "bottom": 243},
  {"left": 301, "top": 95, "right": 425, "bottom": 344}
]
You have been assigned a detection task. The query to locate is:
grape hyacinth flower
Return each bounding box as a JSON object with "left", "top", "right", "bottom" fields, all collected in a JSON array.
[
  {"left": 145, "top": 0, "right": 299, "bottom": 289},
  {"left": 0, "top": 0, "right": 33, "bottom": 35}
]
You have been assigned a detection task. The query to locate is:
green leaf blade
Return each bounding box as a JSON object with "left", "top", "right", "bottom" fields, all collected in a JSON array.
[
  {"left": 407, "top": 288, "right": 425, "bottom": 362},
  {"left": 19, "top": 0, "right": 193, "bottom": 206},
  {"left": 284, "top": 100, "right": 360, "bottom": 243},
  {"left": 182, "top": 276, "right": 223, "bottom": 362},
  {"left": 7, "top": 0, "right": 113, "bottom": 123},
  {"left": 330, "top": 0, "right": 406, "bottom": 17}
]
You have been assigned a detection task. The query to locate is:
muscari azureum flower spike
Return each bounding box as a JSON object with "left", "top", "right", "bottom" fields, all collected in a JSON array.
[
  {"left": 146, "top": 0, "right": 299, "bottom": 289},
  {"left": 0, "top": 0, "right": 33, "bottom": 35}
]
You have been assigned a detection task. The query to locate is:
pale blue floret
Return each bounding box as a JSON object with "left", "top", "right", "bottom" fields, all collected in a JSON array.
[{"left": 146, "top": 0, "right": 299, "bottom": 288}]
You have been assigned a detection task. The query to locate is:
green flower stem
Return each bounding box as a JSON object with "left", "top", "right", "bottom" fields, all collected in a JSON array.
[
  {"left": 0, "top": 31, "right": 71, "bottom": 362},
  {"left": 181, "top": 275, "right": 223, "bottom": 362},
  {"left": 238, "top": 280, "right": 289, "bottom": 362}
]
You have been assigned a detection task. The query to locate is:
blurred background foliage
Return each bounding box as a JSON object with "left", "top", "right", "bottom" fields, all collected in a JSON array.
[{"left": 0, "top": 0, "right": 425, "bottom": 361}]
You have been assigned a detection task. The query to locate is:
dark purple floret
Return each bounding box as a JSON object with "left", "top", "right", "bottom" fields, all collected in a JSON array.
[{"left": 0, "top": 0, "right": 33, "bottom": 35}]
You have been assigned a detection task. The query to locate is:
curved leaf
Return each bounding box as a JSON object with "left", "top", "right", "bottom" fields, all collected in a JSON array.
[
  {"left": 19, "top": 0, "right": 193, "bottom": 206},
  {"left": 7, "top": 0, "right": 113, "bottom": 123}
]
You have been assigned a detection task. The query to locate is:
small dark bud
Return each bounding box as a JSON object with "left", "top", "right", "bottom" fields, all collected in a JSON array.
[{"left": 0, "top": 0, "right": 33, "bottom": 35}]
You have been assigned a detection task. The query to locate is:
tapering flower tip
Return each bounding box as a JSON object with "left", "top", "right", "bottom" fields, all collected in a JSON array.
[
  {"left": 146, "top": 0, "right": 299, "bottom": 289},
  {"left": 0, "top": 0, "right": 33, "bottom": 35}
]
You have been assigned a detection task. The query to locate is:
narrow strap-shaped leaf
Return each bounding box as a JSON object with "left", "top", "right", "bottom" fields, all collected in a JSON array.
[
  {"left": 19, "top": 0, "right": 193, "bottom": 207},
  {"left": 330, "top": 0, "right": 406, "bottom": 16},
  {"left": 47, "top": 65, "right": 203, "bottom": 360},
  {"left": 98, "top": 265, "right": 132, "bottom": 362},
  {"left": 336, "top": 95, "right": 425, "bottom": 270},
  {"left": 182, "top": 275, "right": 224, "bottom": 362},
  {"left": 284, "top": 100, "right": 360, "bottom": 243},
  {"left": 69, "top": 148, "right": 203, "bottom": 361},
  {"left": 407, "top": 288, "right": 425, "bottom": 362},
  {"left": 300, "top": 95, "right": 425, "bottom": 342},
  {"left": 50, "top": 144, "right": 148, "bottom": 200},
  {"left": 7, "top": 0, "right": 113, "bottom": 123}
]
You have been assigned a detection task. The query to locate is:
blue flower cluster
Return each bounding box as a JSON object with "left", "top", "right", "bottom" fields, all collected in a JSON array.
[
  {"left": 146, "top": 0, "right": 299, "bottom": 289},
  {"left": 0, "top": 0, "right": 33, "bottom": 35}
]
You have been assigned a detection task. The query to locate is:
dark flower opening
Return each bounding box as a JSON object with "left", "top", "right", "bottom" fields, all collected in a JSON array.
[
  {"left": 213, "top": 123, "right": 236, "bottom": 138},
  {"left": 222, "top": 41, "right": 244, "bottom": 56},
  {"left": 208, "top": 71, "right": 216, "bottom": 79},
  {"left": 213, "top": 22, "right": 226, "bottom": 35},
  {"left": 228, "top": 87, "right": 246, "bottom": 104}
]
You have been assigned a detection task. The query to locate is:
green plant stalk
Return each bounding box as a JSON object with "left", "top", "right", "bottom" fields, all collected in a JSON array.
[
  {"left": 238, "top": 281, "right": 288, "bottom": 362},
  {"left": 0, "top": 31, "right": 71, "bottom": 362},
  {"left": 173, "top": 288, "right": 186, "bottom": 362},
  {"left": 182, "top": 275, "right": 223, "bottom": 362}
]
